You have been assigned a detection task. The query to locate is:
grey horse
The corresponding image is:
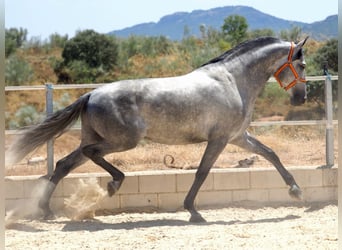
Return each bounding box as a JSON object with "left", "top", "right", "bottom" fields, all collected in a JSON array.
[{"left": 6, "top": 36, "right": 308, "bottom": 222}]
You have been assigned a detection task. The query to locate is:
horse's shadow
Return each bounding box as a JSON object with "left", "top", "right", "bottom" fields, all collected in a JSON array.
[
  {"left": 54, "top": 214, "right": 300, "bottom": 232},
  {"left": 6, "top": 223, "right": 45, "bottom": 232},
  {"left": 7, "top": 213, "right": 301, "bottom": 232},
  {"left": 10, "top": 201, "right": 335, "bottom": 233}
]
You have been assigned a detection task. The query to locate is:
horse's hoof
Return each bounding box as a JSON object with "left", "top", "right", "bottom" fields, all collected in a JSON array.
[
  {"left": 39, "top": 201, "right": 55, "bottom": 220},
  {"left": 42, "top": 210, "right": 56, "bottom": 220},
  {"left": 107, "top": 180, "right": 122, "bottom": 197},
  {"left": 43, "top": 214, "right": 56, "bottom": 220},
  {"left": 189, "top": 213, "right": 207, "bottom": 223},
  {"left": 289, "top": 184, "right": 302, "bottom": 200}
]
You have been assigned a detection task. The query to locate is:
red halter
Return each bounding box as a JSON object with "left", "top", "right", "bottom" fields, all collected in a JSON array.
[{"left": 273, "top": 42, "right": 306, "bottom": 91}]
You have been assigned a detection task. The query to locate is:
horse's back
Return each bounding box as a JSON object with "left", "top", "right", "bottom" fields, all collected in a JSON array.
[{"left": 83, "top": 71, "right": 244, "bottom": 145}]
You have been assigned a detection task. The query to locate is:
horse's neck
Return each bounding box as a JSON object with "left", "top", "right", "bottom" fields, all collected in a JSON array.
[
  {"left": 225, "top": 44, "right": 289, "bottom": 108},
  {"left": 227, "top": 44, "right": 288, "bottom": 88}
]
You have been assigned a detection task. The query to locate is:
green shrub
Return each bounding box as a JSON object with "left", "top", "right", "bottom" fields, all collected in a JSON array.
[
  {"left": 67, "top": 60, "right": 104, "bottom": 83},
  {"left": 5, "top": 55, "right": 33, "bottom": 85},
  {"left": 259, "top": 83, "right": 288, "bottom": 104},
  {"left": 8, "top": 105, "right": 42, "bottom": 129},
  {"left": 53, "top": 93, "right": 71, "bottom": 111}
]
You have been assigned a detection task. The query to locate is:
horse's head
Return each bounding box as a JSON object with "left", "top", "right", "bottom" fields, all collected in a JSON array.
[{"left": 274, "top": 37, "right": 309, "bottom": 106}]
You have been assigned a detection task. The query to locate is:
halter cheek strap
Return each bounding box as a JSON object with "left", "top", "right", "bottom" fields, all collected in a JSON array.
[{"left": 273, "top": 42, "right": 306, "bottom": 91}]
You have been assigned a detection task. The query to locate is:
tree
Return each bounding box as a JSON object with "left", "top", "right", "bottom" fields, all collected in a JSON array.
[
  {"left": 140, "top": 36, "right": 173, "bottom": 56},
  {"left": 221, "top": 15, "right": 248, "bottom": 46},
  {"left": 5, "top": 36, "right": 16, "bottom": 58},
  {"left": 182, "top": 25, "right": 191, "bottom": 39},
  {"left": 62, "top": 30, "right": 118, "bottom": 70},
  {"left": 5, "top": 27, "right": 28, "bottom": 57},
  {"left": 312, "top": 39, "right": 337, "bottom": 74},
  {"left": 248, "top": 29, "right": 275, "bottom": 39},
  {"left": 279, "top": 26, "right": 302, "bottom": 42},
  {"left": 49, "top": 33, "right": 68, "bottom": 48},
  {"left": 57, "top": 30, "right": 119, "bottom": 83},
  {"left": 120, "top": 35, "right": 139, "bottom": 60},
  {"left": 306, "top": 39, "right": 338, "bottom": 107}
]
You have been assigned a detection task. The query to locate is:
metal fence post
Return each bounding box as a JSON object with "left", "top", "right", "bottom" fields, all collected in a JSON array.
[
  {"left": 45, "top": 83, "right": 54, "bottom": 175},
  {"left": 324, "top": 73, "right": 334, "bottom": 167}
]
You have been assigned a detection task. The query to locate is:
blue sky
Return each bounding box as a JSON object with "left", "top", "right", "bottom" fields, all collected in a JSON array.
[{"left": 5, "top": 0, "right": 337, "bottom": 40}]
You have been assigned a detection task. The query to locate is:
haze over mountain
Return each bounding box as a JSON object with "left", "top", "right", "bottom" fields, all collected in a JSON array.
[{"left": 108, "top": 6, "right": 337, "bottom": 40}]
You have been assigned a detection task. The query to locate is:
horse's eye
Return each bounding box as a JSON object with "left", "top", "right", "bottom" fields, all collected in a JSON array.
[{"left": 300, "top": 62, "right": 306, "bottom": 69}]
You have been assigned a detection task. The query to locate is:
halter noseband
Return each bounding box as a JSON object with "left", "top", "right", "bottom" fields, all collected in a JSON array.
[{"left": 273, "top": 42, "right": 306, "bottom": 91}]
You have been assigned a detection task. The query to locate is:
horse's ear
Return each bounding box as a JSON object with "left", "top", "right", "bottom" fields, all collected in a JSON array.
[
  {"left": 296, "top": 36, "right": 309, "bottom": 48},
  {"left": 292, "top": 36, "right": 309, "bottom": 60}
]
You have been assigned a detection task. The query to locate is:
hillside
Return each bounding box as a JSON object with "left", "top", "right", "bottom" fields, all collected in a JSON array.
[
  {"left": 302, "top": 15, "right": 338, "bottom": 40},
  {"left": 109, "top": 6, "right": 337, "bottom": 40}
]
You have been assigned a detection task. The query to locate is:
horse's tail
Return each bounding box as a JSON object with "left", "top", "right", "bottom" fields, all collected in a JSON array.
[{"left": 6, "top": 93, "right": 91, "bottom": 166}]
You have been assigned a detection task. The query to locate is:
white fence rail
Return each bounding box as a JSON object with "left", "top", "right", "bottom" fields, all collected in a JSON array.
[{"left": 5, "top": 75, "right": 338, "bottom": 173}]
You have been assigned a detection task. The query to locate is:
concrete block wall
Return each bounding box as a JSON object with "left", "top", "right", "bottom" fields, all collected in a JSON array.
[{"left": 5, "top": 166, "right": 338, "bottom": 213}]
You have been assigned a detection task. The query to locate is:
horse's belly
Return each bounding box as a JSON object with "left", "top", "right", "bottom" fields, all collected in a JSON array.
[
  {"left": 145, "top": 136, "right": 207, "bottom": 145},
  {"left": 144, "top": 124, "right": 209, "bottom": 145}
]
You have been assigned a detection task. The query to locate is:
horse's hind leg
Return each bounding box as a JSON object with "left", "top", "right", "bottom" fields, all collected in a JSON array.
[
  {"left": 82, "top": 143, "right": 126, "bottom": 197},
  {"left": 39, "top": 148, "right": 87, "bottom": 219},
  {"left": 232, "top": 132, "right": 302, "bottom": 199}
]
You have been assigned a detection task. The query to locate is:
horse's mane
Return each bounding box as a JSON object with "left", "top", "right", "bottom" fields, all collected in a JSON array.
[{"left": 200, "top": 37, "right": 281, "bottom": 67}]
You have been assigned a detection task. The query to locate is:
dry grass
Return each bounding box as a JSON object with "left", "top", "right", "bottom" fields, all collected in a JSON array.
[{"left": 5, "top": 125, "right": 337, "bottom": 176}]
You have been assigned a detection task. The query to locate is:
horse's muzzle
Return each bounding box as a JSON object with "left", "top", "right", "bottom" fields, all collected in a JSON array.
[{"left": 290, "top": 95, "right": 306, "bottom": 106}]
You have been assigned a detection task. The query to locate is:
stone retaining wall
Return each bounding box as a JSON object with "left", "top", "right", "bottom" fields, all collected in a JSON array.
[{"left": 5, "top": 166, "right": 338, "bottom": 212}]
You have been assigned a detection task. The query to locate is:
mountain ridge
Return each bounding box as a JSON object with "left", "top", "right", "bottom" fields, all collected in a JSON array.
[{"left": 108, "top": 6, "right": 337, "bottom": 41}]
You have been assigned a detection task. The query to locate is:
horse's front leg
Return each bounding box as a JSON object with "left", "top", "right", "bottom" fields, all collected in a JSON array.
[
  {"left": 184, "top": 137, "right": 228, "bottom": 223},
  {"left": 232, "top": 132, "right": 302, "bottom": 199}
]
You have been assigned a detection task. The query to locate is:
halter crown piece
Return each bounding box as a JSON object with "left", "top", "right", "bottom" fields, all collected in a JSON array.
[{"left": 273, "top": 42, "right": 307, "bottom": 91}]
